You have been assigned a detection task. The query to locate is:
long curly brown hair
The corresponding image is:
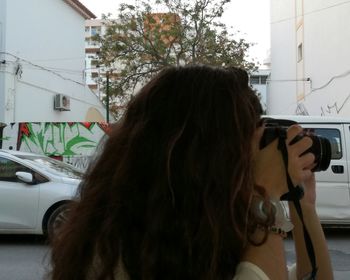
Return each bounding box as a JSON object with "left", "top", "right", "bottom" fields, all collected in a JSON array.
[{"left": 49, "top": 64, "right": 264, "bottom": 280}]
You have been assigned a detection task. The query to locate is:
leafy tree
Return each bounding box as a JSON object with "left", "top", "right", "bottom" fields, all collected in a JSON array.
[{"left": 95, "top": 0, "right": 257, "bottom": 118}]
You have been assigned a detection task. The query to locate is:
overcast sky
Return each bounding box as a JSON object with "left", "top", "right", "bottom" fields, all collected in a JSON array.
[{"left": 80, "top": 0, "right": 270, "bottom": 65}]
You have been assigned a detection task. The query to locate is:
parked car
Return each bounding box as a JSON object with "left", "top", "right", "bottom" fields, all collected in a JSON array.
[
  {"left": 267, "top": 115, "right": 350, "bottom": 226},
  {"left": 0, "top": 149, "right": 82, "bottom": 238}
]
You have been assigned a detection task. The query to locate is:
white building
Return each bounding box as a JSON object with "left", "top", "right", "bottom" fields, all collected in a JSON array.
[
  {"left": 85, "top": 19, "right": 107, "bottom": 95},
  {"left": 0, "top": 0, "right": 107, "bottom": 123},
  {"left": 269, "top": 0, "right": 350, "bottom": 116},
  {"left": 250, "top": 69, "right": 270, "bottom": 112}
]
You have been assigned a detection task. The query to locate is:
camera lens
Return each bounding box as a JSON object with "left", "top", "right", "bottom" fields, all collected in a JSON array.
[
  {"left": 309, "top": 135, "right": 332, "bottom": 172},
  {"left": 260, "top": 118, "right": 332, "bottom": 172}
]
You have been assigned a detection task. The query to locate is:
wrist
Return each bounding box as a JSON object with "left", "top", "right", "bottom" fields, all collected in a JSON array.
[
  {"left": 289, "top": 200, "right": 317, "bottom": 213},
  {"left": 300, "top": 197, "right": 316, "bottom": 208},
  {"left": 288, "top": 201, "right": 319, "bottom": 225}
]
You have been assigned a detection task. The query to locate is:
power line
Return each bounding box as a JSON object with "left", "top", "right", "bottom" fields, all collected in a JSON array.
[
  {"left": 307, "top": 69, "right": 350, "bottom": 95},
  {"left": 271, "top": 0, "right": 350, "bottom": 25},
  {"left": 1, "top": 58, "right": 86, "bottom": 75},
  {"left": 267, "top": 68, "right": 350, "bottom": 95},
  {"left": 267, "top": 69, "right": 350, "bottom": 115},
  {"left": 1, "top": 55, "right": 103, "bottom": 78},
  {"left": 1, "top": 65, "right": 104, "bottom": 108},
  {"left": 266, "top": 78, "right": 309, "bottom": 82},
  {"left": 0, "top": 52, "right": 86, "bottom": 86},
  {"left": 17, "top": 80, "right": 104, "bottom": 108},
  {"left": 24, "top": 65, "right": 85, "bottom": 76},
  {"left": 31, "top": 56, "right": 86, "bottom": 62}
]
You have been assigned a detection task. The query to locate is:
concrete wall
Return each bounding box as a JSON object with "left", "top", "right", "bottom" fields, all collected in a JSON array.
[
  {"left": 269, "top": 0, "right": 350, "bottom": 116},
  {"left": 0, "top": 0, "right": 7, "bottom": 122},
  {"left": 0, "top": 0, "right": 106, "bottom": 123},
  {"left": 0, "top": 122, "right": 109, "bottom": 170},
  {"left": 302, "top": 0, "right": 350, "bottom": 116},
  {"left": 268, "top": 0, "right": 297, "bottom": 115}
]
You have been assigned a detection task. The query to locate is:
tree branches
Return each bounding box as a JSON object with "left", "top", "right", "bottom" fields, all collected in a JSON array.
[{"left": 94, "top": 0, "right": 257, "bottom": 119}]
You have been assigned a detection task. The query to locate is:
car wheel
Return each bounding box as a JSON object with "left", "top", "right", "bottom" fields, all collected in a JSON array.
[{"left": 47, "top": 204, "right": 71, "bottom": 240}]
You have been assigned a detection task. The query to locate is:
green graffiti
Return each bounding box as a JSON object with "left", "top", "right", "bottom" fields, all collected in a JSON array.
[{"left": 18, "top": 123, "right": 100, "bottom": 156}]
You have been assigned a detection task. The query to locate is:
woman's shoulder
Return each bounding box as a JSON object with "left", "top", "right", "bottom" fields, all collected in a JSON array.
[
  {"left": 233, "top": 261, "right": 297, "bottom": 280},
  {"left": 233, "top": 261, "right": 270, "bottom": 280}
]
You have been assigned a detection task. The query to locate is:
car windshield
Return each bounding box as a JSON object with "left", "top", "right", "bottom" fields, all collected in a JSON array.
[{"left": 16, "top": 155, "right": 84, "bottom": 179}]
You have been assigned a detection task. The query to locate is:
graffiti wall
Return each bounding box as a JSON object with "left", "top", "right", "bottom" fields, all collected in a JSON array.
[{"left": 0, "top": 122, "right": 109, "bottom": 170}]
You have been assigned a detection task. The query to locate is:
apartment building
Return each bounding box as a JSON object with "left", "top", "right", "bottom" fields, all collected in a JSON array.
[
  {"left": 84, "top": 13, "right": 180, "bottom": 96},
  {"left": 250, "top": 69, "right": 270, "bottom": 111},
  {"left": 84, "top": 19, "right": 107, "bottom": 95}
]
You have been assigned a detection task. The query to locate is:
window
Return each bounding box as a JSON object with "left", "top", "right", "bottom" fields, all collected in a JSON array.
[
  {"left": 311, "top": 128, "right": 342, "bottom": 160},
  {"left": 0, "top": 157, "right": 32, "bottom": 182},
  {"left": 250, "top": 76, "right": 260, "bottom": 84},
  {"left": 16, "top": 155, "right": 83, "bottom": 179},
  {"left": 91, "top": 59, "right": 99, "bottom": 66},
  {"left": 91, "top": 26, "right": 101, "bottom": 36},
  {"left": 250, "top": 75, "right": 269, "bottom": 85},
  {"left": 85, "top": 26, "right": 90, "bottom": 33},
  {"left": 297, "top": 43, "right": 303, "bottom": 62}
]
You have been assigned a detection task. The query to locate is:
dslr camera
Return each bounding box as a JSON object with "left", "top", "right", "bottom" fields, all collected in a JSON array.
[{"left": 259, "top": 118, "right": 332, "bottom": 172}]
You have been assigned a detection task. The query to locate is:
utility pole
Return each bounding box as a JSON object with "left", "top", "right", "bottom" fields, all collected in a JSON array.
[{"left": 106, "top": 71, "right": 110, "bottom": 123}]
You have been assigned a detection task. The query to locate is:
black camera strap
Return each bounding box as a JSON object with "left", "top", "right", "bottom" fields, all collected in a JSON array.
[{"left": 277, "top": 132, "right": 318, "bottom": 280}]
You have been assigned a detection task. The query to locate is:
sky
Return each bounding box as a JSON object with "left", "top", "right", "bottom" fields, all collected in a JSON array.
[{"left": 80, "top": 0, "right": 270, "bottom": 66}]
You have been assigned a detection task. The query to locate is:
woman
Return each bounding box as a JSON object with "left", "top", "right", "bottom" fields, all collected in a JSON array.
[{"left": 49, "top": 65, "right": 333, "bottom": 279}]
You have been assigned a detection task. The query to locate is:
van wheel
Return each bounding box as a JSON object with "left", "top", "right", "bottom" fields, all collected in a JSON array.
[{"left": 47, "top": 204, "right": 70, "bottom": 240}]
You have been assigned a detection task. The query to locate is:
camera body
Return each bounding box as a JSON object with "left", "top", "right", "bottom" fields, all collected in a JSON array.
[{"left": 259, "top": 118, "right": 332, "bottom": 172}]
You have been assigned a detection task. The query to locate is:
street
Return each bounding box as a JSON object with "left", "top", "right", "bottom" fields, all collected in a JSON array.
[
  {"left": 0, "top": 235, "right": 49, "bottom": 280},
  {"left": 0, "top": 229, "right": 349, "bottom": 280}
]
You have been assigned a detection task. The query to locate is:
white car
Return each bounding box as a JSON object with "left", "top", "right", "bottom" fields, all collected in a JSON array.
[{"left": 0, "top": 149, "right": 82, "bottom": 238}]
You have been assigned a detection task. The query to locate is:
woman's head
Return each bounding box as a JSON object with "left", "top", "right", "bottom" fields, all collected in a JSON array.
[{"left": 50, "top": 64, "right": 263, "bottom": 280}]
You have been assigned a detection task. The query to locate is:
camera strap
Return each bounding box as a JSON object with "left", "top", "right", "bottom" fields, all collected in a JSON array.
[{"left": 277, "top": 133, "right": 318, "bottom": 280}]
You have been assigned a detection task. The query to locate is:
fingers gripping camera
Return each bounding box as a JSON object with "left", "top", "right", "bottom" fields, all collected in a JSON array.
[{"left": 259, "top": 118, "right": 332, "bottom": 172}]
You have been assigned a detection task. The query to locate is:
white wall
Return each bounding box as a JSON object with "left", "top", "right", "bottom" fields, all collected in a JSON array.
[
  {"left": 269, "top": 0, "right": 350, "bottom": 116},
  {"left": 253, "top": 83, "right": 267, "bottom": 110},
  {"left": 268, "top": 0, "right": 297, "bottom": 115},
  {"left": 0, "top": 0, "right": 7, "bottom": 121},
  {"left": 0, "top": 0, "right": 106, "bottom": 122},
  {"left": 250, "top": 69, "right": 270, "bottom": 111},
  {"left": 302, "top": 0, "right": 350, "bottom": 116}
]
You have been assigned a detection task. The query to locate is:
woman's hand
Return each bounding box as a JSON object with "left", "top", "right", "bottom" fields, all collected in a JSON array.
[{"left": 286, "top": 125, "right": 316, "bottom": 206}]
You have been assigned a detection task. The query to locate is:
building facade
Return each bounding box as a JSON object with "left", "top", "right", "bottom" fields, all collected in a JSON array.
[
  {"left": 269, "top": 0, "right": 350, "bottom": 116},
  {"left": 0, "top": 0, "right": 107, "bottom": 123},
  {"left": 250, "top": 69, "right": 270, "bottom": 112},
  {"left": 84, "top": 19, "right": 106, "bottom": 95}
]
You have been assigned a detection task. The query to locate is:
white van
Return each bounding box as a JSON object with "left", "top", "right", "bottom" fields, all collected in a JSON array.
[{"left": 267, "top": 115, "right": 350, "bottom": 226}]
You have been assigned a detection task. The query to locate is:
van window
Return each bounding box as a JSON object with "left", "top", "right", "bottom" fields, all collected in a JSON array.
[{"left": 312, "top": 129, "right": 342, "bottom": 160}]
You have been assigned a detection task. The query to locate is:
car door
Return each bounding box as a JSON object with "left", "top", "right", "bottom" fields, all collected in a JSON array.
[
  {"left": 0, "top": 156, "right": 40, "bottom": 230},
  {"left": 301, "top": 123, "right": 349, "bottom": 223}
]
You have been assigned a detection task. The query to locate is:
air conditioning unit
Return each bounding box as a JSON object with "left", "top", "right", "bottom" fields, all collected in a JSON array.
[{"left": 54, "top": 94, "right": 70, "bottom": 111}]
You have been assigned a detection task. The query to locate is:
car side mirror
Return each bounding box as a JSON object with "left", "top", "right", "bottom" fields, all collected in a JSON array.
[{"left": 16, "top": 171, "right": 34, "bottom": 184}]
